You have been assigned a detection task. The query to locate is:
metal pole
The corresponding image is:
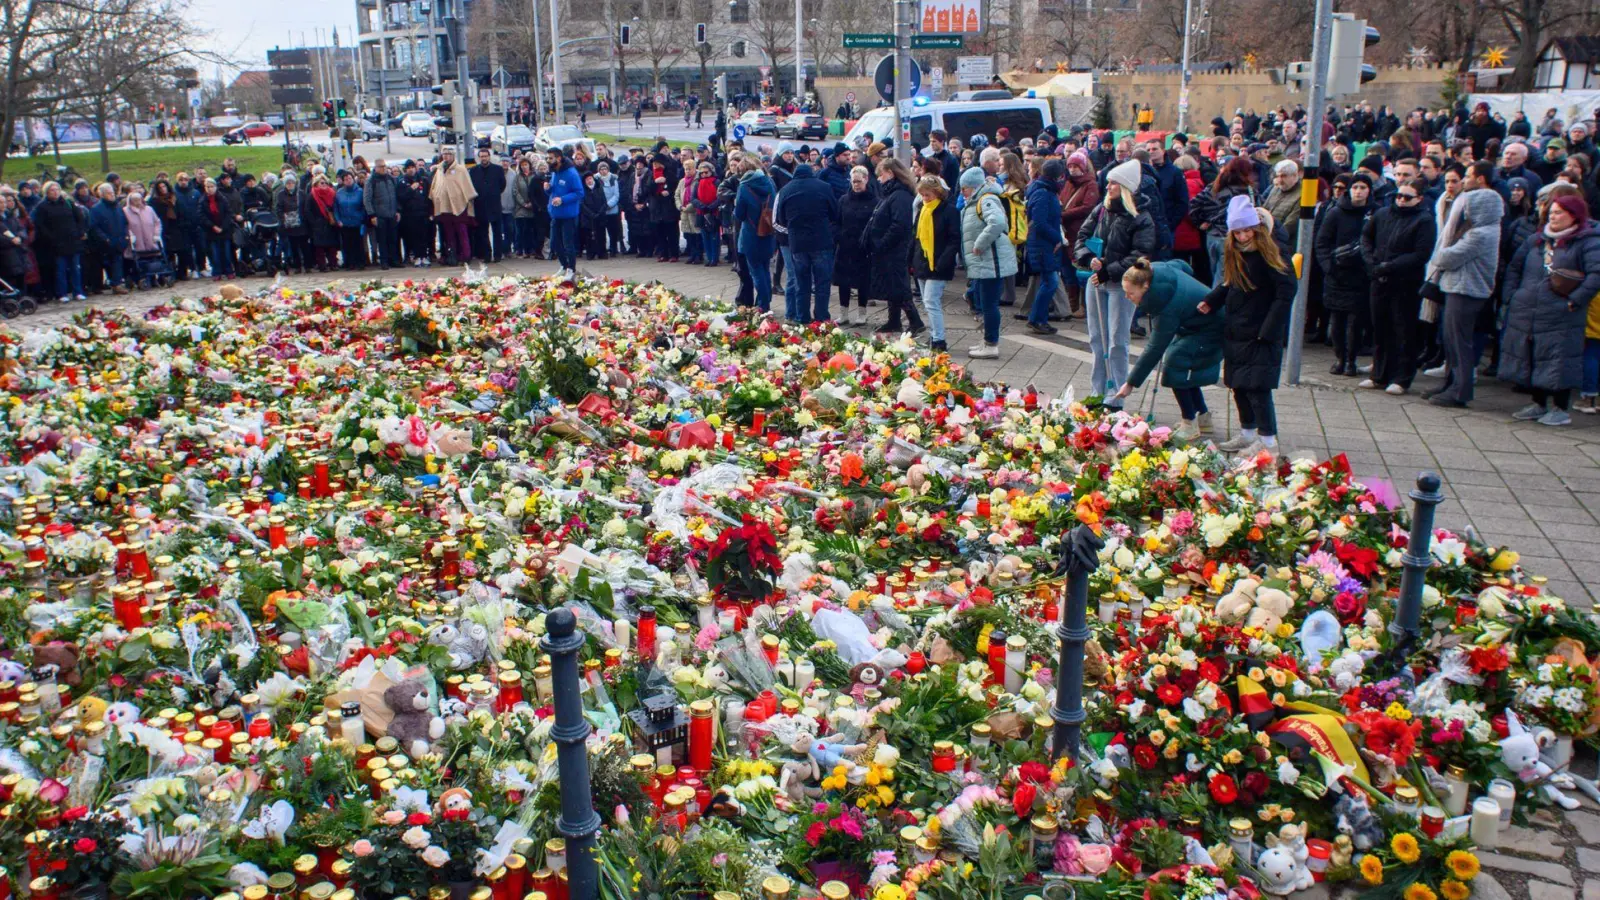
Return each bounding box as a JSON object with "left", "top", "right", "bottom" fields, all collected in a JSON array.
[
  {"left": 541, "top": 609, "right": 601, "bottom": 900},
  {"left": 892, "top": 0, "right": 910, "bottom": 165},
  {"left": 427, "top": 1, "right": 442, "bottom": 84},
  {"left": 549, "top": 0, "right": 564, "bottom": 124},
  {"left": 1176, "top": 0, "right": 1193, "bottom": 134},
  {"left": 381, "top": 72, "right": 392, "bottom": 154},
  {"left": 1050, "top": 524, "right": 1104, "bottom": 763},
  {"left": 532, "top": 0, "right": 545, "bottom": 124},
  {"left": 1284, "top": 0, "right": 1333, "bottom": 385},
  {"left": 794, "top": 0, "right": 803, "bottom": 103},
  {"left": 458, "top": 54, "right": 472, "bottom": 161},
  {"left": 1391, "top": 473, "right": 1443, "bottom": 653}
]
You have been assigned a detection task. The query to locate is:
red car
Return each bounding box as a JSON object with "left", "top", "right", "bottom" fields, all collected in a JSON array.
[{"left": 223, "top": 122, "right": 275, "bottom": 144}]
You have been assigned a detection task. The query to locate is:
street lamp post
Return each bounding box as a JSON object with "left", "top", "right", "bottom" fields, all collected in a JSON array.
[
  {"left": 549, "top": 0, "right": 564, "bottom": 123},
  {"left": 793, "top": 0, "right": 803, "bottom": 101},
  {"left": 531, "top": 0, "right": 545, "bottom": 123},
  {"left": 1176, "top": 0, "right": 1193, "bottom": 133}
]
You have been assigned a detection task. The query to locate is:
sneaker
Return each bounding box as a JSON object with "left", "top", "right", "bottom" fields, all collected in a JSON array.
[
  {"left": 1027, "top": 322, "right": 1058, "bottom": 335},
  {"left": 1218, "top": 434, "right": 1256, "bottom": 452},
  {"left": 1356, "top": 364, "right": 1371, "bottom": 374},
  {"left": 1511, "top": 403, "right": 1548, "bottom": 421},
  {"left": 1195, "top": 412, "right": 1213, "bottom": 434},
  {"left": 1428, "top": 395, "right": 1466, "bottom": 408},
  {"left": 1385, "top": 383, "right": 1406, "bottom": 396},
  {"left": 1538, "top": 408, "right": 1572, "bottom": 427},
  {"left": 1423, "top": 364, "right": 1448, "bottom": 377},
  {"left": 74, "top": 293, "right": 87, "bottom": 301},
  {"left": 1357, "top": 378, "right": 1376, "bottom": 389},
  {"left": 930, "top": 340, "right": 948, "bottom": 352},
  {"left": 1172, "top": 420, "right": 1201, "bottom": 441},
  {"left": 1579, "top": 397, "right": 1600, "bottom": 415},
  {"left": 967, "top": 343, "right": 1000, "bottom": 359},
  {"left": 1233, "top": 439, "right": 1273, "bottom": 460}
]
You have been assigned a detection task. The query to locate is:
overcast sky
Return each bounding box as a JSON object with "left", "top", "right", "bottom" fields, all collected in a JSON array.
[{"left": 192, "top": 0, "right": 359, "bottom": 71}]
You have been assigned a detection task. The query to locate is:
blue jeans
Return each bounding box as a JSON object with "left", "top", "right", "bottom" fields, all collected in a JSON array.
[
  {"left": 744, "top": 251, "right": 773, "bottom": 311},
  {"left": 919, "top": 279, "right": 947, "bottom": 342},
  {"left": 550, "top": 217, "right": 579, "bottom": 270},
  {"left": 973, "top": 276, "right": 1002, "bottom": 345},
  {"left": 791, "top": 247, "right": 835, "bottom": 323},
  {"left": 1584, "top": 338, "right": 1600, "bottom": 397},
  {"left": 102, "top": 253, "right": 125, "bottom": 288},
  {"left": 1206, "top": 232, "right": 1226, "bottom": 287},
  {"left": 701, "top": 228, "right": 720, "bottom": 265},
  {"left": 53, "top": 254, "right": 83, "bottom": 299},
  {"left": 1029, "top": 269, "right": 1060, "bottom": 326},
  {"left": 1172, "top": 386, "right": 1208, "bottom": 419},
  {"left": 780, "top": 246, "right": 801, "bottom": 321},
  {"left": 1086, "top": 280, "right": 1134, "bottom": 402},
  {"left": 208, "top": 237, "right": 234, "bottom": 276}
]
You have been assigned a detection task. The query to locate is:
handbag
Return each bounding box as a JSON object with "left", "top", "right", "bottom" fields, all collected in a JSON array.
[
  {"left": 1418, "top": 279, "right": 1443, "bottom": 323},
  {"left": 1549, "top": 267, "right": 1583, "bottom": 298}
]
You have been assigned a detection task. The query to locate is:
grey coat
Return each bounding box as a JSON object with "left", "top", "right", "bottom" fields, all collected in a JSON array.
[
  {"left": 512, "top": 172, "right": 540, "bottom": 219},
  {"left": 961, "top": 182, "right": 1017, "bottom": 281},
  {"left": 363, "top": 172, "right": 399, "bottom": 220},
  {"left": 1498, "top": 224, "right": 1600, "bottom": 391},
  {"left": 1429, "top": 189, "right": 1503, "bottom": 299}
]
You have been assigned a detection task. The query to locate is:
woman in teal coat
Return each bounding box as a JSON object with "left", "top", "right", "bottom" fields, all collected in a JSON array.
[{"left": 1112, "top": 257, "right": 1225, "bottom": 440}]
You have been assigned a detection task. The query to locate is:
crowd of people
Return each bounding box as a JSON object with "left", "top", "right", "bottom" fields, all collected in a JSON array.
[{"left": 1, "top": 96, "right": 1598, "bottom": 452}]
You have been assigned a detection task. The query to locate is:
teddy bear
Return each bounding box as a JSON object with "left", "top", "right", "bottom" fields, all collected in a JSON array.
[
  {"left": 32, "top": 642, "right": 81, "bottom": 686},
  {"left": 104, "top": 700, "right": 142, "bottom": 730},
  {"left": 1215, "top": 577, "right": 1294, "bottom": 633},
  {"left": 384, "top": 678, "right": 445, "bottom": 759},
  {"left": 849, "top": 662, "right": 886, "bottom": 704},
  {"left": 428, "top": 422, "right": 474, "bottom": 457},
  {"left": 427, "top": 621, "right": 489, "bottom": 671}
]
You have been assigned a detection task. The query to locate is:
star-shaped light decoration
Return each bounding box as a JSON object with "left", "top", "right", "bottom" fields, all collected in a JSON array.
[
  {"left": 1481, "top": 46, "right": 1508, "bottom": 68},
  {"left": 1406, "top": 46, "right": 1432, "bottom": 68},
  {"left": 1243, "top": 51, "right": 1259, "bottom": 71}
]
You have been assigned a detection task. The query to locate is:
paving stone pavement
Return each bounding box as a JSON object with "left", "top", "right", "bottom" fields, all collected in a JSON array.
[{"left": 17, "top": 256, "right": 1600, "bottom": 608}]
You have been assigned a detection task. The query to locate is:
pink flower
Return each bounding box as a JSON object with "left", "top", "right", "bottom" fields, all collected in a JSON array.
[
  {"left": 804, "top": 821, "right": 827, "bottom": 847},
  {"left": 351, "top": 840, "right": 375, "bottom": 858},
  {"left": 381, "top": 810, "right": 407, "bottom": 826},
  {"left": 694, "top": 624, "right": 720, "bottom": 651},
  {"left": 1077, "top": 843, "right": 1113, "bottom": 876},
  {"left": 615, "top": 804, "right": 630, "bottom": 826},
  {"left": 838, "top": 815, "right": 863, "bottom": 840}
]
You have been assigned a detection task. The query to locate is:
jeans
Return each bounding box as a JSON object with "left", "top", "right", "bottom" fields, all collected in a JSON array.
[
  {"left": 1085, "top": 279, "right": 1135, "bottom": 401},
  {"left": 744, "top": 251, "right": 773, "bottom": 311},
  {"left": 550, "top": 217, "right": 579, "bottom": 271},
  {"left": 1029, "top": 269, "right": 1060, "bottom": 326},
  {"left": 1207, "top": 232, "right": 1226, "bottom": 287},
  {"left": 52, "top": 254, "right": 83, "bottom": 299},
  {"left": 102, "top": 253, "right": 125, "bottom": 288},
  {"left": 790, "top": 247, "right": 835, "bottom": 323},
  {"left": 514, "top": 217, "right": 537, "bottom": 255},
  {"left": 207, "top": 237, "right": 234, "bottom": 276},
  {"left": 1440, "top": 292, "right": 1487, "bottom": 404},
  {"left": 780, "top": 246, "right": 801, "bottom": 321},
  {"left": 919, "top": 279, "right": 948, "bottom": 342},
  {"left": 1233, "top": 388, "right": 1277, "bottom": 436},
  {"left": 1173, "top": 386, "right": 1208, "bottom": 419},
  {"left": 373, "top": 217, "right": 400, "bottom": 268},
  {"left": 701, "top": 228, "right": 720, "bottom": 265},
  {"left": 973, "top": 276, "right": 1002, "bottom": 345},
  {"left": 1584, "top": 338, "right": 1600, "bottom": 397}
]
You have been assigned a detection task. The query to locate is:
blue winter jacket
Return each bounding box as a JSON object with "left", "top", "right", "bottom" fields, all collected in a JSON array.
[
  {"left": 88, "top": 199, "right": 129, "bottom": 253},
  {"left": 547, "top": 162, "right": 585, "bottom": 220},
  {"left": 334, "top": 185, "right": 366, "bottom": 227},
  {"left": 774, "top": 165, "right": 839, "bottom": 255},
  {"left": 174, "top": 184, "right": 204, "bottom": 227},
  {"left": 1023, "top": 177, "right": 1063, "bottom": 273},
  {"left": 734, "top": 170, "right": 776, "bottom": 260}
]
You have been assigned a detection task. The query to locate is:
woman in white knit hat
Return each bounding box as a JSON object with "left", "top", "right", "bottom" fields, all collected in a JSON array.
[{"left": 1071, "top": 158, "right": 1156, "bottom": 408}]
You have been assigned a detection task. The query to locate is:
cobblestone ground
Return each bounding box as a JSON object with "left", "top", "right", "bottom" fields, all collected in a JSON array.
[{"left": 15, "top": 254, "right": 1600, "bottom": 900}]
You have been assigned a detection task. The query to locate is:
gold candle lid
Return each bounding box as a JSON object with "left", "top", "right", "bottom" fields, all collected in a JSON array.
[
  {"left": 760, "top": 876, "right": 792, "bottom": 899},
  {"left": 820, "top": 882, "right": 850, "bottom": 900}
]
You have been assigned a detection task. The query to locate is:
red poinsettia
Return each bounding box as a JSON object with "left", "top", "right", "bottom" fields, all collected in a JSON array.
[
  {"left": 1208, "top": 773, "right": 1239, "bottom": 804},
  {"left": 1468, "top": 645, "right": 1510, "bottom": 674},
  {"left": 1348, "top": 709, "right": 1422, "bottom": 765},
  {"left": 1332, "top": 539, "right": 1379, "bottom": 578}
]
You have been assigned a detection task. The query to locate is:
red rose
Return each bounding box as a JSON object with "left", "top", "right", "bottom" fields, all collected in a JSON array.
[
  {"left": 1017, "top": 761, "right": 1052, "bottom": 785},
  {"left": 1133, "top": 743, "right": 1158, "bottom": 770},
  {"left": 407, "top": 811, "right": 432, "bottom": 825},
  {"left": 1156, "top": 683, "right": 1184, "bottom": 706},
  {"left": 1242, "top": 771, "right": 1270, "bottom": 800},
  {"left": 74, "top": 838, "right": 97, "bottom": 854},
  {"left": 61, "top": 806, "right": 89, "bottom": 822},
  {"left": 1012, "top": 782, "right": 1038, "bottom": 818},
  {"left": 1332, "top": 590, "right": 1367, "bottom": 624},
  {"left": 1208, "top": 773, "right": 1239, "bottom": 804},
  {"left": 1468, "top": 646, "right": 1509, "bottom": 674}
]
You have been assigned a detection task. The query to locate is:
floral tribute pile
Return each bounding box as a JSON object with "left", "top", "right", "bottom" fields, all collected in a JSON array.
[{"left": 0, "top": 273, "right": 1596, "bottom": 900}]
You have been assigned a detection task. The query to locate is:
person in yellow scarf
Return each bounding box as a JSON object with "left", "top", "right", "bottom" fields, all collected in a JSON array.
[
  {"left": 909, "top": 175, "right": 960, "bottom": 352},
  {"left": 428, "top": 147, "right": 477, "bottom": 265}
]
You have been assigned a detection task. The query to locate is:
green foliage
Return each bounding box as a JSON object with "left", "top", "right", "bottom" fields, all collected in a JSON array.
[{"left": 1093, "top": 94, "right": 1115, "bottom": 130}]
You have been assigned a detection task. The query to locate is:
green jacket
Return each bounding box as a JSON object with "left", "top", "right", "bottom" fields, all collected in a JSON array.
[{"left": 1126, "top": 260, "right": 1225, "bottom": 390}]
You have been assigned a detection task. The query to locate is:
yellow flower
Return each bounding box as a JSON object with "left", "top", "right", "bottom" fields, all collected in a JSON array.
[
  {"left": 1403, "top": 884, "right": 1437, "bottom": 900},
  {"left": 1391, "top": 832, "right": 1421, "bottom": 865},
  {"left": 1384, "top": 701, "right": 1413, "bottom": 722},
  {"left": 1440, "top": 880, "right": 1470, "bottom": 900},
  {"left": 1360, "top": 856, "right": 1385, "bottom": 885},
  {"left": 1446, "top": 851, "right": 1480, "bottom": 881}
]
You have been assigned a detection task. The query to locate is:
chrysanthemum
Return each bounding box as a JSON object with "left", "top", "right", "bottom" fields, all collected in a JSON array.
[
  {"left": 1360, "top": 855, "right": 1385, "bottom": 885},
  {"left": 1392, "top": 832, "right": 1422, "bottom": 864},
  {"left": 1446, "top": 850, "right": 1481, "bottom": 881}
]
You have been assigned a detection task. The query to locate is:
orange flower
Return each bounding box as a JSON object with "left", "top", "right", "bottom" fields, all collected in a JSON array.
[{"left": 839, "top": 452, "right": 866, "bottom": 484}]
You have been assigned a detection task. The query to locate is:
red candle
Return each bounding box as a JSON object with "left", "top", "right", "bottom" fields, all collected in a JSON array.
[
  {"left": 722, "top": 429, "right": 735, "bottom": 451},
  {"left": 977, "top": 497, "right": 991, "bottom": 518},
  {"left": 313, "top": 459, "right": 331, "bottom": 498},
  {"left": 751, "top": 410, "right": 766, "bottom": 433},
  {"left": 636, "top": 607, "right": 658, "bottom": 661},
  {"left": 688, "top": 700, "right": 715, "bottom": 771},
  {"left": 906, "top": 651, "right": 926, "bottom": 674},
  {"left": 986, "top": 631, "right": 1008, "bottom": 686},
  {"left": 248, "top": 714, "right": 273, "bottom": 739},
  {"left": 268, "top": 516, "right": 287, "bottom": 549}
]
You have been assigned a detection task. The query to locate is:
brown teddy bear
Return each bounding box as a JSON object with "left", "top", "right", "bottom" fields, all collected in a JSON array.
[
  {"left": 33, "top": 642, "right": 81, "bottom": 687},
  {"left": 383, "top": 678, "right": 444, "bottom": 758}
]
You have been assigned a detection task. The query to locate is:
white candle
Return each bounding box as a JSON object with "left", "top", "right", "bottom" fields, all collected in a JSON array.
[
  {"left": 1488, "top": 779, "right": 1516, "bottom": 827},
  {"left": 613, "top": 617, "right": 631, "bottom": 650},
  {"left": 1004, "top": 636, "right": 1027, "bottom": 694},
  {"left": 794, "top": 657, "right": 815, "bottom": 689},
  {"left": 1470, "top": 797, "right": 1501, "bottom": 849},
  {"left": 1098, "top": 596, "right": 1117, "bottom": 623}
]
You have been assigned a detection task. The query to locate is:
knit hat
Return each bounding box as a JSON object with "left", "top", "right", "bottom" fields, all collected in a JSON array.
[
  {"left": 1225, "top": 194, "right": 1260, "bottom": 231},
  {"left": 833, "top": 142, "right": 849, "bottom": 156},
  {"left": 958, "top": 167, "right": 987, "bottom": 192},
  {"left": 1106, "top": 159, "right": 1142, "bottom": 193},
  {"left": 866, "top": 141, "right": 887, "bottom": 158},
  {"left": 1357, "top": 155, "right": 1384, "bottom": 176},
  {"left": 1068, "top": 149, "right": 1090, "bottom": 171},
  {"left": 1042, "top": 159, "right": 1065, "bottom": 182}
]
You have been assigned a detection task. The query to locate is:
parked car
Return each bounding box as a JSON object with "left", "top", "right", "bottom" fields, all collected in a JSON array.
[
  {"left": 362, "top": 108, "right": 383, "bottom": 124},
  {"left": 337, "top": 117, "right": 386, "bottom": 141},
  {"left": 491, "top": 124, "right": 537, "bottom": 156},
  {"left": 399, "top": 111, "right": 434, "bottom": 137},
  {"left": 533, "top": 124, "right": 595, "bottom": 157},
  {"left": 776, "top": 113, "right": 828, "bottom": 140},
  {"left": 221, "top": 121, "right": 275, "bottom": 144},
  {"left": 471, "top": 121, "right": 497, "bottom": 149},
  {"left": 734, "top": 110, "right": 779, "bottom": 136}
]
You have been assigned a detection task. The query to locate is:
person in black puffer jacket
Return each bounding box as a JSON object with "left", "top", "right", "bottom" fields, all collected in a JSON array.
[
  {"left": 833, "top": 165, "right": 877, "bottom": 326},
  {"left": 1315, "top": 172, "right": 1373, "bottom": 375},
  {"left": 1208, "top": 197, "right": 1297, "bottom": 456},
  {"left": 1360, "top": 178, "right": 1437, "bottom": 391},
  {"left": 864, "top": 159, "right": 918, "bottom": 335},
  {"left": 31, "top": 183, "right": 87, "bottom": 302}
]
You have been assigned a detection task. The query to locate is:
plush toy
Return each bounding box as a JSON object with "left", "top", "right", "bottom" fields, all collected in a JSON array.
[
  {"left": 77, "top": 695, "right": 109, "bottom": 724},
  {"left": 437, "top": 787, "right": 473, "bottom": 821},
  {"left": 0, "top": 659, "right": 26, "bottom": 684},
  {"left": 429, "top": 423, "right": 474, "bottom": 457},
  {"left": 1329, "top": 834, "right": 1354, "bottom": 869},
  {"left": 384, "top": 678, "right": 445, "bottom": 759},
  {"left": 428, "top": 621, "right": 489, "bottom": 671},
  {"left": 1499, "top": 708, "right": 1580, "bottom": 810},
  {"left": 104, "top": 700, "right": 141, "bottom": 729},
  {"left": 1215, "top": 578, "right": 1294, "bottom": 633},
  {"left": 33, "top": 642, "right": 81, "bottom": 686},
  {"left": 1256, "top": 828, "right": 1314, "bottom": 896},
  {"left": 1333, "top": 791, "right": 1384, "bottom": 851},
  {"left": 849, "top": 662, "right": 886, "bottom": 704}
]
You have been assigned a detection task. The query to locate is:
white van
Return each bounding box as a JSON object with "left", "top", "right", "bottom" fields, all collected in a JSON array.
[{"left": 843, "top": 97, "right": 1052, "bottom": 151}]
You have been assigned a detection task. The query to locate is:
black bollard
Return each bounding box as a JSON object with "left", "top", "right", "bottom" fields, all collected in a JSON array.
[
  {"left": 1051, "top": 524, "right": 1105, "bottom": 763},
  {"left": 1391, "top": 472, "right": 1444, "bottom": 654},
  {"left": 541, "top": 608, "right": 602, "bottom": 900}
]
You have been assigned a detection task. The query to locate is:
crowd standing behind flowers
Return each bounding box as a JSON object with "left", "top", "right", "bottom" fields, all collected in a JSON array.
[{"left": 0, "top": 267, "right": 1595, "bottom": 900}]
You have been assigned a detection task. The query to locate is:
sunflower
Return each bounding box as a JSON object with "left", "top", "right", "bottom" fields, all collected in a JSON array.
[
  {"left": 1392, "top": 832, "right": 1422, "bottom": 864},
  {"left": 1441, "top": 879, "right": 1471, "bottom": 900},
  {"left": 1403, "top": 884, "right": 1438, "bottom": 900},
  {"left": 1446, "top": 850, "right": 1481, "bottom": 881},
  {"left": 1360, "top": 855, "right": 1385, "bottom": 885}
]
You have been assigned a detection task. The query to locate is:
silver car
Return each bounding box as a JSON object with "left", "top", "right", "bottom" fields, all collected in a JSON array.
[{"left": 534, "top": 124, "right": 596, "bottom": 157}]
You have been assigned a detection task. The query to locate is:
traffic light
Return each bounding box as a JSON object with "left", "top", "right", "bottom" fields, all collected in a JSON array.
[
  {"left": 323, "top": 99, "right": 336, "bottom": 126},
  {"left": 695, "top": 22, "right": 706, "bottom": 44},
  {"left": 714, "top": 74, "right": 727, "bottom": 100},
  {"left": 1328, "top": 14, "right": 1379, "bottom": 97},
  {"left": 619, "top": 24, "right": 631, "bottom": 46},
  {"left": 336, "top": 97, "right": 348, "bottom": 118}
]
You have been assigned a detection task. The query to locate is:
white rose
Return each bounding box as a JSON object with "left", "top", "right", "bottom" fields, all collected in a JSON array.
[
  {"left": 150, "top": 630, "right": 179, "bottom": 650},
  {"left": 351, "top": 437, "right": 370, "bottom": 455},
  {"left": 402, "top": 827, "right": 432, "bottom": 849},
  {"left": 420, "top": 846, "right": 451, "bottom": 868}
]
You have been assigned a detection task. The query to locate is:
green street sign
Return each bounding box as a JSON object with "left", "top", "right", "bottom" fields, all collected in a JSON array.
[
  {"left": 844, "top": 33, "right": 894, "bottom": 48},
  {"left": 911, "top": 34, "right": 964, "bottom": 48}
]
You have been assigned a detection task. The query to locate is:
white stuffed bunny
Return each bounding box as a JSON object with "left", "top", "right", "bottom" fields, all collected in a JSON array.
[
  {"left": 1256, "top": 830, "right": 1314, "bottom": 897},
  {"left": 1499, "top": 708, "right": 1580, "bottom": 810}
]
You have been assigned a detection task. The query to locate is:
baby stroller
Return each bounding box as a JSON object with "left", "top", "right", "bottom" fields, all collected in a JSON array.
[
  {"left": 0, "top": 274, "right": 36, "bottom": 319},
  {"left": 235, "top": 210, "right": 280, "bottom": 276},
  {"left": 132, "top": 245, "right": 176, "bottom": 290}
]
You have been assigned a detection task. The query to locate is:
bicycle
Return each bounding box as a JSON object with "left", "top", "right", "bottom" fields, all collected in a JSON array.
[{"left": 35, "top": 162, "right": 83, "bottom": 186}]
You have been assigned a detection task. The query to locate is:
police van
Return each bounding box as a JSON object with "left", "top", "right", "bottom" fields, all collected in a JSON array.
[{"left": 842, "top": 96, "right": 1053, "bottom": 151}]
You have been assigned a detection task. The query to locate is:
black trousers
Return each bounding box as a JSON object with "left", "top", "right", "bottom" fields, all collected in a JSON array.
[
  {"left": 471, "top": 221, "right": 493, "bottom": 261},
  {"left": 372, "top": 217, "right": 399, "bottom": 267},
  {"left": 1233, "top": 388, "right": 1278, "bottom": 436},
  {"left": 653, "top": 220, "right": 678, "bottom": 258},
  {"left": 1370, "top": 282, "right": 1422, "bottom": 387},
  {"left": 627, "top": 212, "right": 652, "bottom": 256},
  {"left": 1329, "top": 305, "right": 1369, "bottom": 367},
  {"left": 402, "top": 217, "right": 433, "bottom": 260},
  {"left": 338, "top": 226, "right": 367, "bottom": 269}
]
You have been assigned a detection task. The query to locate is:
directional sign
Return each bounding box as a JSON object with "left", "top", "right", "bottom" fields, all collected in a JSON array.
[
  {"left": 732, "top": 123, "right": 747, "bottom": 141},
  {"left": 267, "top": 48, "right": 312, "bottom": 68},
  {"left": 365, "top": 69, "right": 414, "bottom": 92},
  {"left": 873, "top": 53, "right": 921, "bottom": 103},
  {"left": 844, "top": 33, "right": 894, "bottom": 49},
  {"left": 911, "top": 34, "right": 963, "bottom": 49},
  {"left": 270, "top": 87, "right": 317, "bottom": 106},
  {"left": 269, "top": 68, "right": 313, "bottom": 86}
]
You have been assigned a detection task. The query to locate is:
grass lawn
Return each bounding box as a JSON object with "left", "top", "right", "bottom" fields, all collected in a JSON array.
[
  {"left": 586, "top": 132, "right": 701, "bottom": 150},
  {"left": 14, "top": 145, "right": 286, "bottom": 186}
]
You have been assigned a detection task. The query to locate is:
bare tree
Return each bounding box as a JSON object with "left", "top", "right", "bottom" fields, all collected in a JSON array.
[
  {"left": 1493, "top": 0, "right": 1586, "bottom": 91},
  {"left": 0, "top": 0, "right": 96, "bottom": 179},
  {"left": 748, "top": 0, "right": 793, "bottom": 94},
  {"left": 631, "top": 10, "right": 689, "bottom": 101}
]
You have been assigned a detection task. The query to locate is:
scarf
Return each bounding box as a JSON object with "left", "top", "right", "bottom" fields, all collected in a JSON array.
[
  {"left": 917, "top": 197, "right": 940, "bottom": 267},
  {"left": 312, "top": 184, "right": 337, "bottom": 221},
  {"left": 1425, "top": 189, "right": 1471, "bottom": 283},
  {"left": 429, "top": 162, "right": 477, "bottom": 217},
  {"left": 1544, "top": 222, "right": 1579, "bottom": 242}
]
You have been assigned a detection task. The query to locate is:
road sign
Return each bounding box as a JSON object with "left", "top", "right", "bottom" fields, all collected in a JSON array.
[
  {"left": 492, "top": 67, "right": 512, "bottom": 90},
  {"left": 844, "top": 33, "right": 894, "bottom": 49},
  {"left": 929, "top": 67, "right": 944, "bottom": 100},
  {"left": 955, "top": 55, "right": 994, "bottom": 83},
  {"left": 267, "top": 48, "right": 312, "bottom": 68},
  {"left": 189, "top": 92, "right": 201, "bottom": 109},
  {"left": 270, "top": 87, "right": 317, "bottom": 105},
  {"left": 269, "top": 68, "right": 313, "bottom": 86},
  {"left": 911, "top": 34, "right": 963, "bottom": 49},
  {"left": 732, "top": 123, "right": 747, "bottom": 141},
  {"left": 844, "top": 90, "right": 856, "bottom": 103},
  {"left": 918, "top": 0, "right": 982, "bottom": 33},
  {"left": 366, "top": 69, "right": 413, "bottom": 92},
  {"left": 873, "top": 53, "right": 922, "bottom": 103}
]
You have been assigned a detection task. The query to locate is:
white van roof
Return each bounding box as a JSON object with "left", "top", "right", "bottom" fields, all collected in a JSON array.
[{"left": 843, "top": 97, "right": 1052, "bottom": 149}]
